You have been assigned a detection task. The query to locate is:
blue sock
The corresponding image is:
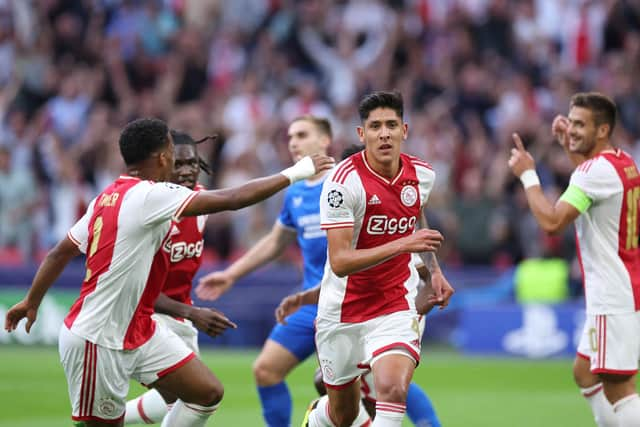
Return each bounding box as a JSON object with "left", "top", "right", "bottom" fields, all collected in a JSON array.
[
  {"left": 257, "top": 382, "right": 292, "bottom": 427},
  {"left": 406, "top": 382, "right": 441, "bottom": 427}
]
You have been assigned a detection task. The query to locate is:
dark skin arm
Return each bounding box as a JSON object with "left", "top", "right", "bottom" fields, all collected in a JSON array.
[
  {"left": 181, "top": 154, "right": 334, "bottom": 217},
  {"left": 154, "top": 294, "right": 237, "bottom": 337},
  {"left": 5, "top": 237, "right": 81, "bottom": 332}
]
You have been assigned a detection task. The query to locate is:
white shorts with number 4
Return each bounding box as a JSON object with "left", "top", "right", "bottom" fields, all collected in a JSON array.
[
  {"left": 58, "top": 321, "right": 195, "bottom": 423},
  {"left": 316, "top": 310, "right": 422, "bottom": 389},
  {"left": 576, "top": 312, "right": 640, "bottom": 375}
]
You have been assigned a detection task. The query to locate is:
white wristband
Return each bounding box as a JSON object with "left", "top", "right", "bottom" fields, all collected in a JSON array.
[
  {"left": 519, "top": 169, "right": 541, "bottom": 189},
  {"left": 280, "top": 156, "right": 316, "bottom": 183}
]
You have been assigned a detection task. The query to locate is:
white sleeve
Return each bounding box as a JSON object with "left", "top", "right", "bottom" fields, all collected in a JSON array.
[
  {"left": 320, "top": 170, "right": 359, "bottom": 230},
  {"left": 142, "top": 182, "right": 199, "bottom": 227},
  {"left": 67, "top": 198, "right": 96, "bottom": 254},
  {"left": 414, "top": 161, "right": 436, "bottom": 207},
  {"left": 569, "top": 158, "right": 620, "bottom": 203}
]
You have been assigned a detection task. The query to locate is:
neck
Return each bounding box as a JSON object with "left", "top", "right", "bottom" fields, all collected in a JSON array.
[
  {"left": 365, "top": 152, "right": 400, "bottom": 179},
  {"left": 126, "top": 163, "right": 161, "bottom": 181},
  {"left": 588, "top": 141, "right": 615, "bottom": 159}
]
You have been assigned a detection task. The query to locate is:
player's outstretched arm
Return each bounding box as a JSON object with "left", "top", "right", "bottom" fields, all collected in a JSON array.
[
  {"left": 196, "top": 223, "right": 296, "bottom": 300},
  {"left": 4, "top": 237, "right": 81, "bottom": 333},
  {"left": 154, "top": 293, "right": 237, "bottom": 337},
  {"left": 508, "top": 133, "right": 580, "bottom": 233},
  {"left": 326, "top": 227, "right": 443, "bottom": 278},
  {"left": 181, "top": 154, "right": 334, "bottom": 217},
  {"left": 275, "top": 286, "right": 321, "bottom": 325}
]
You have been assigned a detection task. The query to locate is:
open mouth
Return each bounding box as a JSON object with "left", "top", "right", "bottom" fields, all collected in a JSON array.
[{"left": 379, "top": 143, "right": 393, "bottom": 151}]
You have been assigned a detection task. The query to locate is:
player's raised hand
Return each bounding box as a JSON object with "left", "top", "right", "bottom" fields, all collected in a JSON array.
[
  {"left": 402, "top": 228, "right": 444, "bottom": 253},
  {"left": 309, "top": 153, "right": 335, "bottom": 174},
  {"left": 190, "top": 306, "right": 237, "bottom": 337},
  {"left": 275, "top": 293, "right": 303, "bottom": 325},
  {"left": 195, "top": 271, "right": 235, "bottom": 300},
  {"left": 508, "top": 133, "right": 536, "bottom": 177},
  {"left": 4, "top": 300, "right": 38, "bottom": 333},
  {"left": 551, "top": 115, "right": 570, "bottom": 148}
]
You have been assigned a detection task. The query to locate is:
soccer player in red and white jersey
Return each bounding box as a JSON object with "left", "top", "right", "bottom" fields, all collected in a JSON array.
[
  {"left": 305, "top": 91, "right": 454, "bottom": 427},
  {"left": 124, "top": 130, "right": 231, "bottom": 425},
  {"left": 4, "top": 118, "right": 334, "bottom": 427},
  {"left": 509, "top": 92, "right": 640, "bottom": 426}
]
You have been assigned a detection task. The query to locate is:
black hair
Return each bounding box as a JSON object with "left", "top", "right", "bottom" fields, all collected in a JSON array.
[
  {"left": 170, "top": 129, "right": 216, "bottom": 175},
  {"left": 358, "top": 91, "right": 404, "bottom": 122},
  {"left": 340, "top": 144, "right": 364, "bottom": 160},
  {"left": 119, "top": 118, "right": 169, "bottom": 165},
  {"left": 570, "top": 92, "right": 617, "bottom": 137}
]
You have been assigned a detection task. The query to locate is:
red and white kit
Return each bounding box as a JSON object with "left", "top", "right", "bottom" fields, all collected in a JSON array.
[
  {"left": 316, "top": 151, "right": 435, "bottom": 387},
  {"left": 571, "top": 151, "right": 640, "bottom": 374},
  {"left": 154, "top": 184, "right": 207, "bottom": 353},
  {"left": 60, "top": 176, "right": 199, "bottom": 422}
]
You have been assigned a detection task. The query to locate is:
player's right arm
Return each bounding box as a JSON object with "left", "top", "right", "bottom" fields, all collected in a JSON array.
[
  {"left": 181, "top": 154, "right": 334, "bottom": 217},
  {"left": 196, "top": 222, "right": 297, "bottom": 300},
  {"left": 4, "top": 236, "right": 81, "bottom": 333},
  {"left": 325, "top": 226, "right": 443, "bottom": 277},
  {"left": 275, "top": 286, "right": 321, "bottom": 325}
]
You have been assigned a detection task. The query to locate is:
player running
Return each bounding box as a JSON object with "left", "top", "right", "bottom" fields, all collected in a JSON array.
[
  {"left": 509, "top": 92, "right": 640, "bottom": 426},
  {"left": 5, "top": 118, "right": 333, "bottom": 427}
]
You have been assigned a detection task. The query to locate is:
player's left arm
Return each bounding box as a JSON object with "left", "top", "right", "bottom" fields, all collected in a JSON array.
[
  {"left": 274, "top": 286, "right": 321, "bottom": 325},
  {"left": 508, "top": 133, "right": 581, "bottom": 234},
  {"left": 154, "top": 293, "right": 237, "bottom": 337},
  {"left": 4, "top": 236, "right": 81, "bottom": 333},
  {"left": 417, "top": 212, "right": 454, "bottom": 309}
]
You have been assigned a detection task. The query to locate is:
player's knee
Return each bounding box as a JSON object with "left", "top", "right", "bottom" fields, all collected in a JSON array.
[
  {"left": 192, "top": 377, "right": 224, "bottom": 406},
  {"left": 252, "top": 359, "right": 281, "bottom": 386},
  {"left": 374, "top": 379, "right": 409, "bottom": 402}
]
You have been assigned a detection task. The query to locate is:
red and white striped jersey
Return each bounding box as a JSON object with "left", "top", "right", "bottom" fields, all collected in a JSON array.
[
  {"left": 162, "top": 184, "right": 207, "bottom": 308},
  {"left": 569, "top": 150, "right": 640, "bottom": 314},
  {"left": 318, "top": 151, "right": 435, "bottom": 323},
  {"left": 65, "top": 176, "right": 198, "bottom": 350}
]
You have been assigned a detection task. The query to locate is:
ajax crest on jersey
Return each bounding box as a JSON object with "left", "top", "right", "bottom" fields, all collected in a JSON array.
[{"left": 400, "top": 185, "right": 417, "bottom": 207}]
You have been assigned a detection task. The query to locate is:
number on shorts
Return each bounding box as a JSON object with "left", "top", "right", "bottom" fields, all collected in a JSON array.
[{"left": 85, "top": 216, "right": 104, "bottom": 281}]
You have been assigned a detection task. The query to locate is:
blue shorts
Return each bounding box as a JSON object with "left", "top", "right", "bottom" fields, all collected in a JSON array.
[{"left": 268, "top": 304, "right": 317, "bottom": 361}]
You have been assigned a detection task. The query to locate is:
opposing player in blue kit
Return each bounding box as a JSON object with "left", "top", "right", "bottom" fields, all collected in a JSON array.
[{"left": 196, "top": 118, "right": 442, "bottom": 427}]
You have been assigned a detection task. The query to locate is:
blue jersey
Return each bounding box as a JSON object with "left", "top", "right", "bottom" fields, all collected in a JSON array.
[{"left": 278, "top": 177, "right": 327, "bottom": 291}]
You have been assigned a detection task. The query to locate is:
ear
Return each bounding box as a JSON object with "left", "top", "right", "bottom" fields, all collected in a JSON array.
[
  {"left": 597, "top": 123, "right": 610, "bottom": 139},
  {"left": 357, "top": 126, "right": 365, "bottom": 142},
  {"left": 402, "top": 122, "right": 408, "bottom": 140}
]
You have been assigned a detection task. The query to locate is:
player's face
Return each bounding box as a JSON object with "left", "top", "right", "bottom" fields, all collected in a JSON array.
[
  {"left": 357, "top": 107, "right": 407, "bottom": 166},
  {"left": 287, "top": 119, "right": 328, "bottom": 162},
  {"left": 172, "top": 144, "right": 199, "bottom": 190},
  {"left": 567, "top": 106, "right": 599, "bottom": 155}
]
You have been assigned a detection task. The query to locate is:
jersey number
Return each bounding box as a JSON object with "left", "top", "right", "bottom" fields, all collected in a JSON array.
[
  {"left": 84, "top": 216, "right": 104, "bottom": 281},
  {"left": 626, "top": 187, "right": 640, "bottom": 250}
]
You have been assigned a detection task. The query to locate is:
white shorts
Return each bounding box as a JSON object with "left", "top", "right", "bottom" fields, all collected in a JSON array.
[
  {"left": 576, "top": 312, "right": 640, "bottom": 375},
  {"left": 58, "top": 322, "right": 195, "bottom": 423},
  {"left": 360, "top": 314, "right": 426, "bottom": 401},
  {"left": 316, "top": 310, "right": 422, "bottom": 389},
  {"left": 152, "top": 313, "right": 199, "bottom": 354}
]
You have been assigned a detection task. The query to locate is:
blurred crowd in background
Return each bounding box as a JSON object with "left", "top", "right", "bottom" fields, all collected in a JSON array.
[{"left": 0, "top": 0, "right": 639, "bottom": 283}]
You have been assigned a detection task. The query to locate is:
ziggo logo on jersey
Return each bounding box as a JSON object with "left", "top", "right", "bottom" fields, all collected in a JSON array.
[
  {"left": 164, "top": 240, "right": 204, "bottom": 262},
  {"left": 366, "top": 215, "right": 417, "bottom": 235}
]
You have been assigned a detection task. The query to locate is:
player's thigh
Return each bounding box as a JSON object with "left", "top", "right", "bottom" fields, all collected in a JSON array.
[
  {"left": 134, "top": 322, "right": 220, "bottom": 405},
  {"left": 573, "top": 353, "right": 600, "bottom": 388},
  {"left": 267, "top": 308, "right": 317, "bottom": 362},
  {"left": 253, "top": 339, "right": 301, "bottom": 381},
  {"left": 58, "top": 326, "right": 131, "bottom": 423},
  {"left": 315, "top": 317, "right": 367, "bottom": 387}
]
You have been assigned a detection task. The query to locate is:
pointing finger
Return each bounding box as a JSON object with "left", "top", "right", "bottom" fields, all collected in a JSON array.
[{"left": 512, "top": 133, "right": 525, "bottom": 152}]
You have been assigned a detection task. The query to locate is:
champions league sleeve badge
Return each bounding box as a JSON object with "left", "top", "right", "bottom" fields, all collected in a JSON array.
[{"left": 327, "top": 189, "right": 344, "bottom": 208}]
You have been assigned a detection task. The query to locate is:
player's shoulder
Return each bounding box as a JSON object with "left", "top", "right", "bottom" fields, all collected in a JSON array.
[
  {"left": 574, "top": 155, "right": 616, "bottom": 177},
  {"left": 327, "top": 157, "right": 358, "bottom": 186},
  {"left": 402, "top": 153, "right": 433, "bottom": 171}
]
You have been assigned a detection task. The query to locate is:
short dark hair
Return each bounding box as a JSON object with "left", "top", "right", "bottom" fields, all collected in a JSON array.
[
  {"left": 570, "top": 92, "right": 617, "bottom": 136},
  {"left": 291, "top": 115, "right": 333, "bottom": 139},
  {"left": 358, "top": 91, "right": 404, "bottom": 122},
  {"left": 119, "top": 118, "right": 169, "bottom": 165},
  {"left": 341, "top": 144, "right": 364, "bottom": 160}
]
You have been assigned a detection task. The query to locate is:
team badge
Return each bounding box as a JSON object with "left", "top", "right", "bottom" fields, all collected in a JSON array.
[
  {"left": 327, "top": 190, "right": 344, "bottom": 208},
  {"left": 98, "top": 397, "right": 117, "bottom": 416},
  {"left": 400, "top": 186, "right": 418, "bottom": 207}
]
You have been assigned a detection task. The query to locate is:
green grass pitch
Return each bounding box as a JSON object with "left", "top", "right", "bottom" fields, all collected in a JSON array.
[{"left": 0, "top": 345, "right": 595, "bottom": 426}]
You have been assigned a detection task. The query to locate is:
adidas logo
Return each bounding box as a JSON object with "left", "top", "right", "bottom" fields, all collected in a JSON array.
[{"left": 368, "top": 194, "right": 381, "bottom": 205}]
